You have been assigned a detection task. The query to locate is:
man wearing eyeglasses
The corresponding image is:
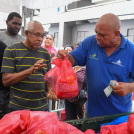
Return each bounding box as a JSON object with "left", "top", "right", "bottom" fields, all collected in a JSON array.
[{"left": 1, "top": 20, "right": 58, "bottom": 113}]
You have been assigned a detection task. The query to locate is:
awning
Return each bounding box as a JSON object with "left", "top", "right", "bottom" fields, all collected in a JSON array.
[{"left": 0, "top": 0, "right": 81, "bottom": 13}]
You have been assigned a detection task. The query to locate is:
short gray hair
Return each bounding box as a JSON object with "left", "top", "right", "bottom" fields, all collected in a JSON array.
[{"left": 26, "top": 20, "right": 42, "bottom": 31}]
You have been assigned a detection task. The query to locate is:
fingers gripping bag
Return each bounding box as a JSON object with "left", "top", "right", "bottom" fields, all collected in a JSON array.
[
  {"left": 55, "top": 57, "right": 79, "bottom": 99},
  {"left": 44, "top": 57, "right": 79, "bottom": 99}
]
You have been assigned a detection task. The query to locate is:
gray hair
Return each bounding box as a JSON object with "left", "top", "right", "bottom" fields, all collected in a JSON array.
[{"left": 26, "top": 20, "right": 42, "bottom": 31}]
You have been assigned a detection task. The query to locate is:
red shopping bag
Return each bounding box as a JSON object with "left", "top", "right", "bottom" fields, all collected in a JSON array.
[
  {"left": 0, "top": 110, "right": 59, "bottom": 134},
  {"left": 44, "top": 57, "right": 78, "bottom": 99},
  {"left": 0, "top": 110, "right": 30, "bottom": 134},
  {"left": 128, "top": 113, "right": 134, "bottom": 134},
  {"left": 100, "top": 122, "right": 129, "bottom": 134},
  {"left": 61, "top": 108, "right": 66, "bottom": 121},
  {"left": 84, "top": 129, "right": 95, "bottom": 134},
  {"left": 57, "top": 121, "right": 84, "bottom": 134},
  {"left": 22, "top": 111, "right": 59, "bottom": 134}
]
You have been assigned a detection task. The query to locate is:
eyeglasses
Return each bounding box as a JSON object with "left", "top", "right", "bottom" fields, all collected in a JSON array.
[{"left": 28, "top": 30, "right": 46, "bottom": 39}]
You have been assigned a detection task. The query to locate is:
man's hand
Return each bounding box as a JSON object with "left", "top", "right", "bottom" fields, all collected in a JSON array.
[
  {"left": 30, "top": 59, "right": 47, "bottom": 74},
  {"left": 46, "top": 82, "right": 59, "bottom": 102},
  {"left": 47, "top": 91, "right": 59, "bottom": 102},
  {"left": 2, "top": 59, "right": 47, "bottom": 87},
  {"left": 112, "top": 82, "right": 131, "bottom": 96},
  {"left": 57, "top": 50, "right": 69, "bottom": 60},
  {"left": 57, "top": 50, "right": 75, "bottom": 66}
]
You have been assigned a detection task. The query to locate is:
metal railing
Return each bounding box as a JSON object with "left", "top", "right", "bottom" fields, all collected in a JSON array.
[{"left": 49, "top": 99, "right": 65, "bottom": 119}]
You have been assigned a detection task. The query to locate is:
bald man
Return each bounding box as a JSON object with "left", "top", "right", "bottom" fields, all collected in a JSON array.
[
  {"left": 57, "top": 13, "right": 134, "bottom": 117},
  {"left": 1, "top": 20, "right": 58, "bottom": 113}
]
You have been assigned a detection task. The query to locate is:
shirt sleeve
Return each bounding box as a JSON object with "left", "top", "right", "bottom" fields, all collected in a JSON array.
[
  {"left": 70, "top": 36, "right": 93, "bottom": 66},
  {"left": 1, "top": 46, "right": 15, "bottom": 73}
]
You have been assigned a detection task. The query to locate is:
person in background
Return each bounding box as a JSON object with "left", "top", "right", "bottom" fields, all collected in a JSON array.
[
  {"left": 74, "top": 42, "right": 87, "bottom": 118},
  {"left": 41, "top": 34, "right": 57, "bottom": 58},
  {"left": 41, "top": 34, "right": 58, "bottom": 111},
  {"left": 74, "top": 42, "right": 80, "bottom": 49},
  {"left": 64, "top": 45, "right": 74, "bottom": 53},
  {"left": 0, "top": 41, "right": 9, "bottom": 119},
  {"left": 64, "top": 44, "right": 87, "bottom": 120},
  {"left": 57, "top": 13, "right": 134, "bottom": 118},
  {"left": 0, "top": 12, "right": 25, "bottom": 118},
  {"left": 1, "top": 20, "right": 58, "bottom": 113},
  {"left": 0, "top": 12, "right": 25, "bottom": 47},
  {"left": 65, "top": 65, "right": 87, "bottom": 120}
]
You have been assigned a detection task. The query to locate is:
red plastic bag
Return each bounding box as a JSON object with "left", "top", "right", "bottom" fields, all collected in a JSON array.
[
  {"left": 0, "top": 110, "right": 59, "bottom": 134},
  {"left": 61, "top": 108, "right": 66, "bottom": 121},
  {"left": 57, "top": 121, "right": 84, "bottom": 134},
  {"left": 100, "top": 125, "right": 115, "bottom": 134},
  {"left": 44, "top": 65, "right": 60, "bottom": 93},
  {"left": 0, "top": 110, "right": 30, "bottom": 134},
  {"left": 22, "top": 111, "right": 59, "bottom": 134},
  {"left": 100, "top": 122, "right": 129, "bottom": 134},
  {"left": 44, "top": 57, "right": 79, "bottom": 99},
  {"left": 128, "top": 113, "right": 134, "bottom": 134},
  {"left": 84, "top": 129, "right": 95, "bottom": 134},
  {"left": 115, "top": 122, "right": 130, "bottom": 134}
]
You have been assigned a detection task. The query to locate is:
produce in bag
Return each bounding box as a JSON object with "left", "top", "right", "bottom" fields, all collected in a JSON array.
[
  {"left": 0, "top": 110, "right": 59, "bottom": 134},
  {"left": 115, "top": 122, "right": 129, "bottom": 134},
  {"left": 100, "top": 125, "right": 115, "bottom": 134},
  {"left": 44, "top": 57, "right": 78, "bottom": 99},
  {"left": 0, "top": 110, "right": 30, "bottom": 134},
  {"left": 100, "top": 122, "right": 129, "bottom": 134},
  {"left": 84, "top": 129, "right": 95, "bottom": 134},
  {"left": 57, "top": 121, "right": 84, "bottom": 134},
  {"left": 22, "top": 111, "right": 58, "bottom": 134},
  {"left": 127, "top": 113, "right": 134, "bottom": 134}
]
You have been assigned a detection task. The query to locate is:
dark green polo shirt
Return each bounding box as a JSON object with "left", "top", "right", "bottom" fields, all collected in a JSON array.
[{"left": 1, "top": 42, "right": 51, "bottom": 111}]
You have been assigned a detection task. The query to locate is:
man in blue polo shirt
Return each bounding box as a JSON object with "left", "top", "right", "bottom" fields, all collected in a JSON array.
[{"left": 57, "top": 13, "right": 134, "bottom": 117}]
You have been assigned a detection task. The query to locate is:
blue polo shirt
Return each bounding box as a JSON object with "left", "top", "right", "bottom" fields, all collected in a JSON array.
[{"left": 70, "top": 34, "right": 134, "bottom": 117}]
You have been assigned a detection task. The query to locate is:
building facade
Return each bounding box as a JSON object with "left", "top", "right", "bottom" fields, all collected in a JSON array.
[{"left": 39, "top": 0, "right": 134, "bottom": 49}]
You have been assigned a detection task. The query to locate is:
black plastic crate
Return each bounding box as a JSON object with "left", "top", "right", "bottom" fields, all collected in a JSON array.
[{"left": 65, "top": 112, "right": 134, "bottom": 133}]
